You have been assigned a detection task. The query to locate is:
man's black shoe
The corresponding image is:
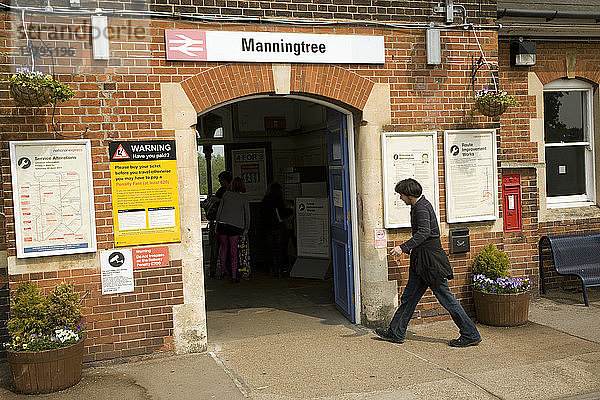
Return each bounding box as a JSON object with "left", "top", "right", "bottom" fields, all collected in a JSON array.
[
  {"left": 448, "top": 337, "right": 482, "bottom": 347},
  {"left": 375, "top": 328, "right": 405, "bottom": 344}
]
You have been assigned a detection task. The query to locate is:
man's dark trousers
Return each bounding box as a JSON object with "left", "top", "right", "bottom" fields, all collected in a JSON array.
[{"left": 389, "top": 268, "right": 481, "bottom": 341}]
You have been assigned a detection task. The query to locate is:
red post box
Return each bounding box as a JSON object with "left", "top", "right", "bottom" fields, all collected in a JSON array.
[{"left": 502, "top": 174, "right": 522, "bottom": 232}]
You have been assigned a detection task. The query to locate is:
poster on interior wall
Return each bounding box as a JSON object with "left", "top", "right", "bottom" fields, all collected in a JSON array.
[
  {"left": 295, "top": 197, "right": 330, "bottom": 258},
  {"left": 9, "top": 140, "right": 97, "bottom": 258},
  {"left": 381, "top": 132, "right": 439, "bottom": 228},
  {"left": 100, "top": 249, "right": 134, "bottom": 295},
  {"left": 444, "top": 129, "right": 498, "bottom": 223},
  {"left": 109, "top": 140, "right": 181, "bottom": 247},
  {"left": 231, "top": 148, "right": 267, "bottom": 202}
]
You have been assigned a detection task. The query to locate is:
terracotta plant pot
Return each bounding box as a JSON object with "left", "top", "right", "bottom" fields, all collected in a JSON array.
[
  {"left": 9, "top": 83, "right": 52, "bottom": 107},
  {"left": 6, "top": 339, "right": 84, "bottom": 394},
  {"left": 475, "top": 100, "right": 508, "bottom": 117},
  {"left": 473, "top": 290, "right": 530, "bottom": 326}
]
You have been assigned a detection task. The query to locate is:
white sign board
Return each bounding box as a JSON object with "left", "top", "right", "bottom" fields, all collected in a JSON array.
[
  {"left": 381, "top": 132, "right": 439, "bottom": 228},
  {"left": 165, "top": 30, "right": 385, "bottom": 64},
  {"left": 296, "top": 197, "right": 329, "bottom": 258},
  {"left": 231, "top": 148, "right": 268, "bottom": 202},
  {"left": 444, "top": 129, "right": 498, "bottom": 223},
  {"left": 10, "top": 140, "right": 97, "bottom": 258},
  {"left": 100, "top": 249, "right": 134, "bottom": 295}
]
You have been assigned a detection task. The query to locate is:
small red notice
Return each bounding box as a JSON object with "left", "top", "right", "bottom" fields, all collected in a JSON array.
[{"left": 132, "top": 246, "right": 170, "bottom": 270}]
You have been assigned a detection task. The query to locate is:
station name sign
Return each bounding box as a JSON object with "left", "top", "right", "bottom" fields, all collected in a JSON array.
[{"left": 165, "top": 30, "right": 385, "bottom": 64}]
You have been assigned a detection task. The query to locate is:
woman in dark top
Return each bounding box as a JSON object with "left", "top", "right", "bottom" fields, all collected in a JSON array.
[
  {"left": 261, "top": 182, "right": 292, "bottom": 277},
  {"left": 376, "top": 178, "right": 481, "bottom": 347}
]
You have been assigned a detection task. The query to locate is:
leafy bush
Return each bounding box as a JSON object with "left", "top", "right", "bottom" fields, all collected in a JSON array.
[
  {"left": 47, "top": 282, "right": 82, "bottom": 331},
  {"left": 5, "top": 282, "right": 84, "bottom": 352},
  {"left": 6, "top": 282, "right": 50, "bottom": 340},
  {"left": 472, "top": 244, "right": 510, "bottom": 279}
]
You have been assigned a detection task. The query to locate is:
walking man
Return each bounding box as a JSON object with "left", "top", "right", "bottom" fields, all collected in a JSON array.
[{"left": 376, "top": 178, "right": 481, "bottom": 347}]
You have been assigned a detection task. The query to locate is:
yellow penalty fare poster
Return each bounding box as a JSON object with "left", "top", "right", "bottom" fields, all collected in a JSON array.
[{"left": 109, "top": 140, "right": 181, "bottom": 247}]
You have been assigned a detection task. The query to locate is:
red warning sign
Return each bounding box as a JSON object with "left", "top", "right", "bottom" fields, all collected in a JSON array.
[
  {"left": 132, "top": 246, "right": 170, "bottom": 270},
  {"left": 112, "top": 144, "right": 130, "bottom": 160}
]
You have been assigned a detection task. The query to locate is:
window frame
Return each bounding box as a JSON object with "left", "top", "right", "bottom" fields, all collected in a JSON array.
[{"left": 543, "top": 79, "right": 597, "bottom": 208}]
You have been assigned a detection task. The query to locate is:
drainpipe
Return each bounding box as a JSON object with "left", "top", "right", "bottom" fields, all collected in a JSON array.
[{"left": 498, "top": 8, "right": 600, "bottom": 22}]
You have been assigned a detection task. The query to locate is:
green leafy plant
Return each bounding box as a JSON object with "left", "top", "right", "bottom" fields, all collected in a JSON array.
[
  {"left": 473, "top": 89, "right": 518, "bottom": 117},
  {"left": 5, "top": 282, "right": 84, "bottom": 352},
  {"left": 472, "top": 244, "right": 531, "bottom": 294},
  {"left": 5, "top": 67, "right": 75, "bottom": 104},
  {"left": 472, "top": 244, "right": 510, "bottom": 279}
]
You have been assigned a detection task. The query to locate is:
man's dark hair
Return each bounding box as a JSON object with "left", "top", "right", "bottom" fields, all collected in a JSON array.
[
  {"left": 218, "top": 170, "right": 233, "bottom": 183},
  {"left": 395, "top": 178, "right": 422, "bottom": 197}
]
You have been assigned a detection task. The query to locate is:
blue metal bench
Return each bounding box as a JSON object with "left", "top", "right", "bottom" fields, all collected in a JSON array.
[{"left": 539, "top": 232, "right": 600, "bottom": 306}]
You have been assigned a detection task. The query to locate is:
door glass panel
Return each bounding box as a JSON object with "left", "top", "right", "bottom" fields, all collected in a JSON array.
[
  {"left": 332, "top": 173, "right": 344, "bottom": 224},
  {"left": 545, "top": 146, "right": 586, "bottom": 196},
  {"left": 544, "top": 91, "right": 586, "bottom": 143}
]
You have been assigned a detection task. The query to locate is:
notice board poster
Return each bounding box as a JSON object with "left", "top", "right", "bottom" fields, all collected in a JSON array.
[
  {"left": 10, "top": 140, "right": 97, "bottom": 258},
  {"left": 109, "top": 140, "right": 181, "bottom": 247},
  {"left": 381, "top": 132, "right": 439, "bottom": 228},
  {"left": 231, "top": 148, "right": 267, "bottom": 202},
  {"left": 296, "top": 197, "right": 330, "bottom": 258},
  {"left": 444, "top": 129, "right": 498, "bottom": 223},
  {"left": 100, "top": 249, "right": 134, "bottom": 295}
]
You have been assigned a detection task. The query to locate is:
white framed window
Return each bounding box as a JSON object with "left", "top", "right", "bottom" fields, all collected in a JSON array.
[{"left": 543, "top": 79, "right": 597, "bottom": 208}]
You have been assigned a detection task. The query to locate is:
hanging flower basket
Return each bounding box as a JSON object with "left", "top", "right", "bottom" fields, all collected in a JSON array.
[
  {"left": 474, "top": 89, "right": 518, "bottom": 118},
  {"left": 9, "top": 83, "right": 53, "bottom": 107},
  {"left": 475, "top": 99, "right": 508, "bottom": 117},
  {"left": 5, "top": 67, "right": 75, "bottom": 107}
]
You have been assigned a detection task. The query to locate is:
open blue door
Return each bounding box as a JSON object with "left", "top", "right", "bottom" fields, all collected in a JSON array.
[{"left": 327, "top": 109, "right": 355, "bottom": 322}]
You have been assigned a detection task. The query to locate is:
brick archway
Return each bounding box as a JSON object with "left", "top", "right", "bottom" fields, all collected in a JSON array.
[{"left": 180, "top": 64, "right": 375, "bottom": 112}]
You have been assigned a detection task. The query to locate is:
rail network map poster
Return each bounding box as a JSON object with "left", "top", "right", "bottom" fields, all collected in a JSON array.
[
  {"left": 109, "top": 140, "right": 181, "bottom": 247},
  {"left": 10, "top": 140, "right": 97, "bottom": 258}
]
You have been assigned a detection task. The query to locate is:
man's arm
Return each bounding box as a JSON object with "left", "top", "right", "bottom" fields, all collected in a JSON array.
[{"left": 390, "top": 207, "right": 431, "bottom": 255}]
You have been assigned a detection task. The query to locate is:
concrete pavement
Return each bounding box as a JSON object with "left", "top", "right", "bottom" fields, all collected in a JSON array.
[{"left": 1, "top": 285, "right": 599, "bottom": 399}]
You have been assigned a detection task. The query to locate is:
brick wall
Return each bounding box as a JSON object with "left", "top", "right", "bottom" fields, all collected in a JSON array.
[
  {"left": 497, "top": 39, "right": 600, "bottom": 294},
  {"left": 8, "top": 0, "right": 496, "bottom": 25},
  {"left": 4, "top": 6, "right": 597, "bottom": 352},
  {"left": 0, "top": 8, "right": 505, "bottom": 343},
  {"left": 9, "top": 262, "right": 184, "bottom": 362}
]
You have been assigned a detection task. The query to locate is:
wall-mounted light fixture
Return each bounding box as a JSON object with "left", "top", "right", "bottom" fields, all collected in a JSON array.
[{"left": 510, "top": 39, "right": 536, "bottom": 66}]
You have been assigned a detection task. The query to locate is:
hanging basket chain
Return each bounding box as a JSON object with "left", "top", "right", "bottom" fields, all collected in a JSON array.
[{"left": 469, "top": 26, "right": 517, "bottom": 117}]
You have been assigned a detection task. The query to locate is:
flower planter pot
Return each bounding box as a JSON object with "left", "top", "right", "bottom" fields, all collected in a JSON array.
[
  {"left": 10, "top": 83, "right": 52, "bottom": 107},
  {"left": 475, "top": 100, "right": 508, "bottom": 117},
  {"left": 6, "top": 339, "right": 84, "bottom": 394},
  {"left": 473, "top": 290, "right": 530, "bottom": 326}
]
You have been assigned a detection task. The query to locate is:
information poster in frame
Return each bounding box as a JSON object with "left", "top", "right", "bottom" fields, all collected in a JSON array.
[
  {"left": 231, "top": 148, "right": 268, "bottom": 202},
  {"left": 382, "top": 132, "right": 439, "bottom": 228},
  {"left": 10, "top": 140, "right": 97, "bottom": 258},
  {"left": 444, "top": 129, "right": 498, "bottom": 223}
]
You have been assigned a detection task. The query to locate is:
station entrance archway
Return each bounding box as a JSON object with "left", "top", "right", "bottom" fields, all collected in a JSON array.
[{"left": 197, "top": 95, "right": 361, "bottom": 342}]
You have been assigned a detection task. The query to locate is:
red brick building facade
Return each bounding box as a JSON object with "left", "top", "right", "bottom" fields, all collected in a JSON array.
[{"left": 0, "top": 0, "right": 598, "bottom": 362}]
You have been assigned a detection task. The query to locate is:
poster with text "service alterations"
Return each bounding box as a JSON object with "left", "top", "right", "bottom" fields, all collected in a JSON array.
[
  {"left": 444, "top": 129, "right": 498, "bottom": 223},
  {"left": 10, "top": 140, "right": 97, "bottom": 258},
  {"left": 109, "top": 140, "right": 181, "bottom": 247}
]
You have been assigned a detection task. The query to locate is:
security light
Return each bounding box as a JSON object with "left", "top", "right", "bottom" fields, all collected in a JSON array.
[{"left": 510, "top": 40, "right": 536, "bottom": 66}]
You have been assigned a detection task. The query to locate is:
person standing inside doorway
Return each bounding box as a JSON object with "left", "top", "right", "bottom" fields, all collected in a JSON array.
[
  {"left": 215, "top": 177, "right": 250, "bottom": 283},
  {"left": 202, "top": 170, "right": 232, "bottom": 278},
  {"left": 376, "top": 178, "right": 482, "bottom": 347},
  {"left": 261, "top": 182, "right": 293, "bottom": 277}
]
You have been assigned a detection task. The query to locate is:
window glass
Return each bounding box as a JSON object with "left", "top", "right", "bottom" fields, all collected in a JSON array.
[
  {"left": 545, "top": 146, "right": 586, "bottom": 197},
  {"left": 544, "top": 91, "right": 586, "bottom": 143}
]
